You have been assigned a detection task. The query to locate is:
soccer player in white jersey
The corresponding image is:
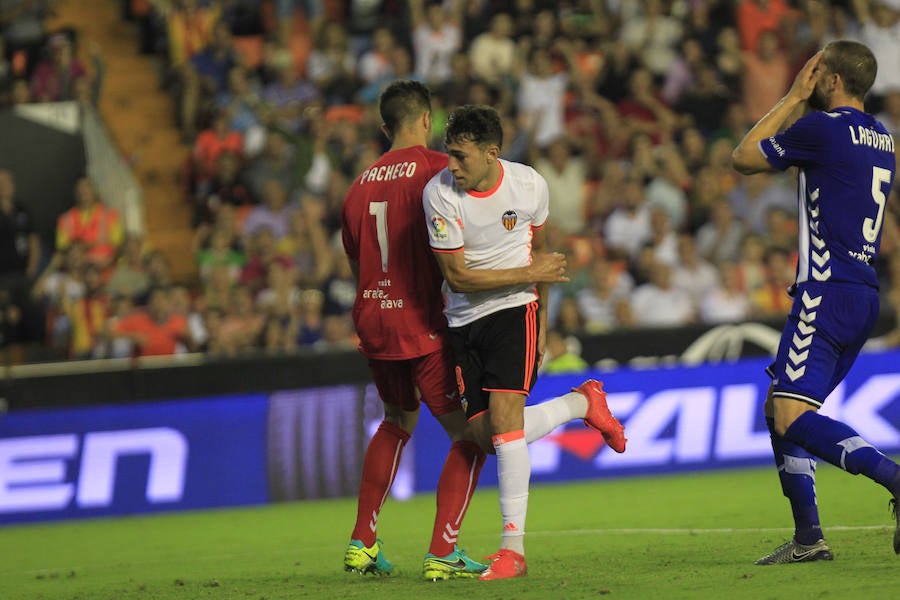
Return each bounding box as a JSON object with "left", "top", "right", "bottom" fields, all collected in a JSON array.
[
  {"left": 733, "top": 41, "right": 900, "bottom": 564},
  {"left": 423, "top": 105, "right": 626, "bottom": 580}
]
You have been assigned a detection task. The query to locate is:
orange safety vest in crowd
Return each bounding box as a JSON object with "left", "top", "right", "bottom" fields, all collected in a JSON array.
[{"left": 56, "top": 204, "right": 123, "bottom": 265}]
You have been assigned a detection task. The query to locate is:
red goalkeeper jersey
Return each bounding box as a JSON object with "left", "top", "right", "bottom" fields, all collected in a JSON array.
[{"left": 341, "top": 145, "right": 448, "bottom": 359}]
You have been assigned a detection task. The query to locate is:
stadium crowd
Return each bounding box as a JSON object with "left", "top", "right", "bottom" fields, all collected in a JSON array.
[{"left": 1, "top": 0, "right": 899, "bottom": 365}]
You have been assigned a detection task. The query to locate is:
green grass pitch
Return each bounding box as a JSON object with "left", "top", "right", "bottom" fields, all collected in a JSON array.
[{"left": 2, "top": 463, "right": 899, "bottom": 600}]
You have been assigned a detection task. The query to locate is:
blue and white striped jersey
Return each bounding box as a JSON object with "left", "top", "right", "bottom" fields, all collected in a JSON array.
[{"left": 759, "top": 107, "right": 895, "bottom": 290}]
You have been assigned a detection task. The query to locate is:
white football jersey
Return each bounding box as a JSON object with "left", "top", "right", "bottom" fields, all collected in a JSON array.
[{"left": 423, "top": 159, "right": 550, "bottom": 327}]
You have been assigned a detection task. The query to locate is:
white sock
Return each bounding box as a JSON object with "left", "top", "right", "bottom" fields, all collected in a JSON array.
[
  {"left": 523, "top": 392, "right": 588, "bottom": 442},
  {"left": 494, "top": 432, "right": 530, "bottom": 555}
]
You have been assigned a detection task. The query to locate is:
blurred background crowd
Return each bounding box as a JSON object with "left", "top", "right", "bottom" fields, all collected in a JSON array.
[{"left": 0, "top": 0, "right": 899, "bottom": 367}]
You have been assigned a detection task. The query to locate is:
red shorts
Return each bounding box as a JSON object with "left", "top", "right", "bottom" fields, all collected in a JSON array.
[{"left": 367, "top": 346, "right": 461, "bottom": 417}]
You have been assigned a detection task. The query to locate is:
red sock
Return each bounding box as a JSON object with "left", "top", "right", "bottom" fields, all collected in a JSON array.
[
  {"left": 350, "top": 421, "right": 410, "bottom": 546},
  {"left": 428, "top": 440, "right": 486, "bottom": 557}
]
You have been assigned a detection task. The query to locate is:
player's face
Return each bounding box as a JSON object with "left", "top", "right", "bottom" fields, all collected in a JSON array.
[{"left": 446, "top": 139, "right": 496, "bottom": 192}]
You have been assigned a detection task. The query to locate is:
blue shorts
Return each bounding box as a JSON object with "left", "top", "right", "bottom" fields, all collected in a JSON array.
[{"left": 767, "top": 282, "right": 879, "bottom": 408}]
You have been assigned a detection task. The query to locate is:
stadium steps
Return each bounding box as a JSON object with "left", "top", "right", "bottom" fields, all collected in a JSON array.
[{"left": 48, "top": 2, "right": 196, "bottom": 282}]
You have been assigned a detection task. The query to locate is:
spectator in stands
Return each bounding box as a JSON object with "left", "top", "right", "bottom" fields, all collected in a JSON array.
[
  {"left": 31, "top": 241, "right": 86, "bottom": 352},
  {"left": 603, "top": 178, "right": 652, "bottom": 261},
  {"left": 619, "top": 0, "right": 683, "bottom": 78},
  {"left": 0, "top": 169, "right": 40, "bottom": 283},
  {"left": 218, "top": 282, "right": 263, "bottom": 351},
  {"left": 877, "top": 88, "right": 900, "bottom": 136},
  {"left": 644, "top": 144, "right": 690, "bottom": 230},
  {"left": 409, "top": 0, "right": 463, "bottom": 86},
  {"left": 305, "top": 20, "right": 357, "bottom": 106},
  {"left": 468, "top": 12, "right": 516, "bottom": 89},
  {"left": 700, "top": 260, "right": 751, "bottom": 324},
  {"left": 262, "top": 45, "right": 320, "bottom": 134},
  {"left": 181, "top": 20, "right": 237, "bottom": 141},
  {"left": 695, "top": 200, "right": 745, "bottom": 264},
  {"left": 197, "top": 226, "right": 245, "bottom": 284},
  {"left": 170, "top": 283, "right": 203, "bottom": 352},
  {"left": 672, "top": 233, "right": 720, "bottom": 309},
  {"left": 141, "top": 249, "right": 174, "bottom": 296},
  {"left": 674, "top": 61, "right": 733, "bottom": 137},
  {"left": 255, "top": 257, "right": 300, "bottom": 316},
  {"left": 239, "top": 226, "right": 289, "bottom": 294},
  {"left": 554, "top": 295, "right": 586, "bottom": 337},
  {"left": 630, "top": 261, "right": 696, "bottom": 328},
  {"left": 679, "top": 126, "right": 711, "bottom": 176},
  {"left": 63, "top": 262, "right": 109, "bottom": 359},
  {"left": 262, "top": 307, "right": 299, "bottom": 353},
  {"left": 712, "top": 26, "right": 742, "bottom": 92},
  {"left": 661, "top": 36, "right": 705, "bottom": 107},
  {"left": 203, "top": 261, "right": 235, "bottom": 310},
  {"left": 0, "top": 169, "right": 40, "bottom": 362},
  {"left": 728, "top": 170, "right": 794, "bottom": 234},
  {"left": 191, "top": 108, "right": 244, "bottom": 192},
  {"left": 56, "top": 176, "right": 123, "bottom": 269},
  {"left": 432, "top": 50, "right": 479, "bottom": 111},
  {"left": 242, "top": 128, "right": 297, "bottom": 200},
  {"left": 109, "top": 285, "right": 189, "bottom": 357},
  {"left": 616, "top": 67, "right": 679, "bottom": 146},
  {"left": 355, "top": 43, "right": 416, "bottom": 105},
  {"left": 356, "top": 26, "right": 396, "bottom": 89},
  {"left": 516, "top": 41, "right": 572, "bottom": 149},
  {"left": 749, "top": 245, "right": 795, "bottom": 318},
  {"left": 106, "top": 234, "right": 150, "bottom": 301},
  {"left": 312, "top": 312, "right": 356, "bottom": 352},
  {"left": 735, "top": 0, "right": 798, "bottom": 52},
  {"left": 163, "top": 0, "right": 220, "bottom": 71},
  {"left": 320, "top": 245, "right": 354, "bottom": 318},
  {"left": 646, "top": 206, "right": 680, "bottom": 268},
  {"left": 852, "top": 0, "right": 900, "bottom": 113},
  {"left": 29, "top": 32, "right": 87, "bottom": 102},
  {"left": 741, "top": 29, "right": 790, "bottom": 123},
  {"left": 275, "top": 200, "right": 331, "bottom": 288},
  {"left": 592, "top": 38, "right": 638, "bottom": 105},
  {"left": 194, "top": 150, "right": 255, "bottom": 226},
  {"left": 541, "top": 329, "right": 589, "bottom": 374},
  {"left": 215, "top": 65, "right": 266, "bottom": 150},
  {"left": 0, "top": 0, "right": 51, "bottom": 78},
  {"left": 575, "top": 256, "right": 634, "bottom": 334},
  {"left": 735, "top": 233, "right": 768, "bottom": 295},
  {"left": 296, "top": 286, "right": 323, "bottom": 345},
  {"left": 587, "top": 159, "right": 627, "bottom": 229},
  {"left": 243, "top": 178, "right": 295, "bottom": 240},
  {"left": 765, "top": 206, "right": 798, "bottom": 252},
  {"left": 533, "top": 137, "right": 587, "bottom": 236}
]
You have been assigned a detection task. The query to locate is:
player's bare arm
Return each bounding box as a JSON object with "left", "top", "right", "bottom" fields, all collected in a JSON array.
[
  {"left": 532, "top": 226, "right": 552, "bottom": 365},
  {"left": 432, "top": 248, "right": 568, "bottom": 294},
  {"left": 733, "top": 51, "right": 824, "bottom": 174}
]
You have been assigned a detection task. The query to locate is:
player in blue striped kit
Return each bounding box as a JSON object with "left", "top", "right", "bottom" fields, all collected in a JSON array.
[{"left": 733, "top": 40, "right": 899, "bottom": 564}]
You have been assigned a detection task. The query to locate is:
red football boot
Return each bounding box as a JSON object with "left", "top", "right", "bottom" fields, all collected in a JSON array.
[{"left": 574, "top": 379, "right": 627, "bottom": 453}]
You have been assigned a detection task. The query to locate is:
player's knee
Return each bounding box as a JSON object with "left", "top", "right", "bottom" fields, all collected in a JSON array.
[{"left": 383, "top": 405, "right": 418, "bottom": 434}]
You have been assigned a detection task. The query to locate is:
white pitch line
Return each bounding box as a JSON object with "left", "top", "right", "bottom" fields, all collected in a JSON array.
[{"left": 526, "top": 525, "right": 891, "bottom": 536}]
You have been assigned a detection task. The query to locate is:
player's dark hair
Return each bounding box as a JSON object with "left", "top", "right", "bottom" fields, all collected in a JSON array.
[
  {"left": 379, "top": 80, "right": 432, "bottom": 136},
  {"left": 823, "top": 40, "right": 877, "bottom": 100},
  {"left": 444, "top": 105, "right": 503, "bottom": 150}
]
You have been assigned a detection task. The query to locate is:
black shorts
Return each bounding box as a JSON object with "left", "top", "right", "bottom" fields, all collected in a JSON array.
[{"left": 447, "top": 302, "right": 540, "bottom": 418}]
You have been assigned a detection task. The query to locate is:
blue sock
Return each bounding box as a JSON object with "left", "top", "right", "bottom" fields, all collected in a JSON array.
[
  {"left": 767, "top": 417, "right": 822, "bottom": 544},
  {"left": 784, "top": 411, "right": 900, "bottom": 496}
]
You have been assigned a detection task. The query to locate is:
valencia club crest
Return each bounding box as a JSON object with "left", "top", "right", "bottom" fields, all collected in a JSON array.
[{"left": 502, "top": 210, "right": 517, "bottom": 231}]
